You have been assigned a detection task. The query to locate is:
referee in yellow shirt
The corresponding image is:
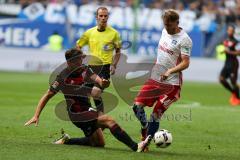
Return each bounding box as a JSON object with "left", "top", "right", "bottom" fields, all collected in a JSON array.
[{"left": 76, "top": 7, "right": 121, "bottom": 114}]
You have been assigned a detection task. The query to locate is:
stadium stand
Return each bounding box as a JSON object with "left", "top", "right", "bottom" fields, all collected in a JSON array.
[{"left": 0, "top": 0, "right": 240, "bottom": 57}]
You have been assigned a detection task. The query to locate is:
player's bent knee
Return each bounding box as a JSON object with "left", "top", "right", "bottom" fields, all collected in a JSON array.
[
  {"left": 104, "top": 115, "right": 116, "bottom": 127},
  {"left": 105, "top": 116, "right": 116, "bottom": 127},
  {"left": 97, "top": 115, "right": 115, "bottom": 128}
]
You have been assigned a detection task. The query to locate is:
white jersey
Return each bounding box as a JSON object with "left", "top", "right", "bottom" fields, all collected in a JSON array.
[{"left": 151, "top": 28, "right": 192, "bottom": 85}]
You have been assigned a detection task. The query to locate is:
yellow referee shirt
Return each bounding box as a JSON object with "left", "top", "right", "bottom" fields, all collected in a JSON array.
[{"left": 76, "top": 26, "right": 121, "bottom": 65}]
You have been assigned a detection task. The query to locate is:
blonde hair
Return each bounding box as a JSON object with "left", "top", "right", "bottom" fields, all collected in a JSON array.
[{"left": 162, "top": 9, "right": 179, "bottom": 22}]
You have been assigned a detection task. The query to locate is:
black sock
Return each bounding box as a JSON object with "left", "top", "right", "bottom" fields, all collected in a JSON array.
[
  {"left": 147, "top": 114, "right": 159, "bottom": 138},
  {"left": 110, "top": 124, "right": 138, "bottom": 151},
  {"left": 233, "top": 86, "right": 240, "bottom": 98},
  {"left": 220, "top": 79, "right": 233, "bottom": 93},
  {"left": 94, "top": 98, "right": 104, "bottom": 113},
  {"left": 64, "top": 137, "right": 90, "bottom": 146},
  {"left": 132, "top": 104, "right": 148, "bottom": 128}
]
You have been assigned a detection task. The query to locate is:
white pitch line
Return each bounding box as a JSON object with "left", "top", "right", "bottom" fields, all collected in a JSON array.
[{"left": 174, "top": 101, "right": 240, "bottom": 112}]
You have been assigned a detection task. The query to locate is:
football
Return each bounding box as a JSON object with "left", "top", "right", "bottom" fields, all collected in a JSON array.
[{"left": 153, "top": 129, "right": 173, "bottom": 148}]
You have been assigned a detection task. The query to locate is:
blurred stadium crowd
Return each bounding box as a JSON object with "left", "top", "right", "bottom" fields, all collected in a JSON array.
[
  {"left": 0, "top": 0, "right": 240, "bottom": 57},
  {"left": 0, "top": 0, "right": 239, "bottom": 22},
  {"left": 1, "top": 0, "right": 240, "bottom": 28}
]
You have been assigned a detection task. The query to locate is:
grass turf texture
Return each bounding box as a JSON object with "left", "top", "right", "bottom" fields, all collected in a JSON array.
[{"left": 0, "top": 71, "right": 240, "bottom": 160}]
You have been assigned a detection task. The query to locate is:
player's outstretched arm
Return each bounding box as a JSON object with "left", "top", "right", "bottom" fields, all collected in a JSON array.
[
  {"left": 225, "top": 49, "right": 240, "bottom": 55},
  {"left": 24, "top": 90, "right": 56, "bottom": 126}
]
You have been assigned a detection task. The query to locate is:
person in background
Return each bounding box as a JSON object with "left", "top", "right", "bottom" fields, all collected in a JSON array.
[
  {"left": 48, "top": 31, "right": 63, "bottom": 52},
  {"left": 220, "top": 25, "right": 240, "bottom": 106},
  {"left": 76, "top": 7, "right": 121, "bottom": 114}
]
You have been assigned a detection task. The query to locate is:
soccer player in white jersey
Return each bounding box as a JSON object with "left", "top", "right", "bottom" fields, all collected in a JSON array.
[{"left": 131, "top": 9, "right": 192, "bottom": 150}]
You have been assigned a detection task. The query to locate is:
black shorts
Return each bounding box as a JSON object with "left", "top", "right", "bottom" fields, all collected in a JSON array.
[
  {"left": 90, "top": 64, "right": 110, "bottom": 80},
  {"left": 220, "top": 63, "right": 238, "bottom": 79},
  {"left": 68, "top": 109, "right": 99, "bottom": 137},
  {"left": 72, "top": 119, "right": 98, "bottom": 137},
  {"left": 85, "top": 64, "right": 111, "bottom": 89}
]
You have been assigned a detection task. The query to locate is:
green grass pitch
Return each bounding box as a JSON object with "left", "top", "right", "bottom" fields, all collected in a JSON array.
[{"left": 0, "top": 71, "right": 240, "bottom": 160}]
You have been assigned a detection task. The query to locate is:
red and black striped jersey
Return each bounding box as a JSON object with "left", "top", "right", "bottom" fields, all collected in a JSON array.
[{"left": 49, "top": 64, "right": 94, "bottom": 112}]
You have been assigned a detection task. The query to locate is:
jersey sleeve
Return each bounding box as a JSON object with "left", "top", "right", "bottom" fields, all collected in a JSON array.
[
  {"left": 82, "top": 65, "right": 95, "bottom": 83},
  {"left": 49, "top": 75, "right": 64, "bottom": 93},
  {"left": 113, "top": 31, "right": 122, "bottom": 49},
  {"left": 76, "top": 30, "right": 89, "bottom": 47},
  {"left": 180, "top": 36, "right": 192, "bottom": 56}
]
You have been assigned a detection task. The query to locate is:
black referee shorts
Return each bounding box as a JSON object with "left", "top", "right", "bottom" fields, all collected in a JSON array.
[
  {"left": 90, "top": 64, "right": 110, "bottom": 80},
  {"left": 85, "top": 64, "right": 111, "bottom": 89}
]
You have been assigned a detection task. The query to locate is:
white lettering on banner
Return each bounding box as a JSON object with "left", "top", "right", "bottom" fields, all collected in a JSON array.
[
  {"left": 118, "top": 7, "right": 161, "bottom": 30},
  {"left": 136, "top": 8, "right": 150, "bottom": 28},
  {"left": 121, "top": 30, "right": 130, "bottom": 40},
  {"left": 66, "top": 4, "right": 78, "bottom": 24},
  {"left": 13, "top": 28, "right": 24, "bottom": 46},
  {"left": 0, "top": 27, "right": 39, "bottom": 47},
  {"left": 114, "top": 29, "right": 160, "bottom": 44},
  {"left": 124, "top": 7, "right": 134, "bottom": 29},
  {"left": 45, "top": 4, "right": 65, "bottom": 24},
  {"left": 108, "top": 7, "right": 125, "bottom": 28},
  {"left": 42, "top": 4, "right": 215, "bottom": 31},
  {"left": 43, "top": 4, "right": 204, "bottom": 31},
  {"left": 138, "top": 46, "right": 146, "bottom": 56},
  {"left": 138, "top": 45, "right": 157, "bottom": 56},
  {"left": 78, "top": 4, "right": 95, "bottom": 25},
  {"left": 141, "top": 31, "right": 151, "bottom": 43},
  {"left": 24, "top": 29, "right": 39, "bottom": 46},
  {"left": 145, "top": 9, "right": 162, "bottom": 30},
  {"left": 0, "top": 27, "right": 11, "bottom": 44},
  {"left": 152, "top": 32, "right": 161, "bottom": 42},
  {"left": 179, "top": 10, "right": 196, "bottom": 32}
]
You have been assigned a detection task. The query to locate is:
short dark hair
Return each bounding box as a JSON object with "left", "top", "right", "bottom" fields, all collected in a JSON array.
[
  {"left": 65, "top": 48, "right": 84, "bottom": 61},
  {"left": 96, "top": 6, "right": 108, "bottom": 16},
  {"left": 228, "top": 24, "right": 235, "bottom": 30},
  {"left": 162, "top": 9, "right": 179, "bottom": 22}
]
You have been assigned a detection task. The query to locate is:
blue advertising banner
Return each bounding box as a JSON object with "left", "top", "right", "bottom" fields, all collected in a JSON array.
[
  {"left": 0, "top": 3, "right": 207, "bottom": 57},
  {"left": 0, "top": 20, "right": 204, "bottom": 57}
]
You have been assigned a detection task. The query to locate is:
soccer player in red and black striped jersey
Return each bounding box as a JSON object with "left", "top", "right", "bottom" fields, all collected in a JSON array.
[
  {"left": 219, "top": 25, "right": 240, "bottom": 106},
  {"left": 24, "top": 48, "right": 150, "bottom": 152}
]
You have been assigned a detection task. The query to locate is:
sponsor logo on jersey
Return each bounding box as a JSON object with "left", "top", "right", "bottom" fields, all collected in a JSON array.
[
  {"left": 159, "top": 44, "right": 174, "bottom": 55},
  {"left": 52, "top": 81, "right": 59, "bottom": 89},
  {"left": 172, "top": 40, "right": 177, "bottom": 45}
]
